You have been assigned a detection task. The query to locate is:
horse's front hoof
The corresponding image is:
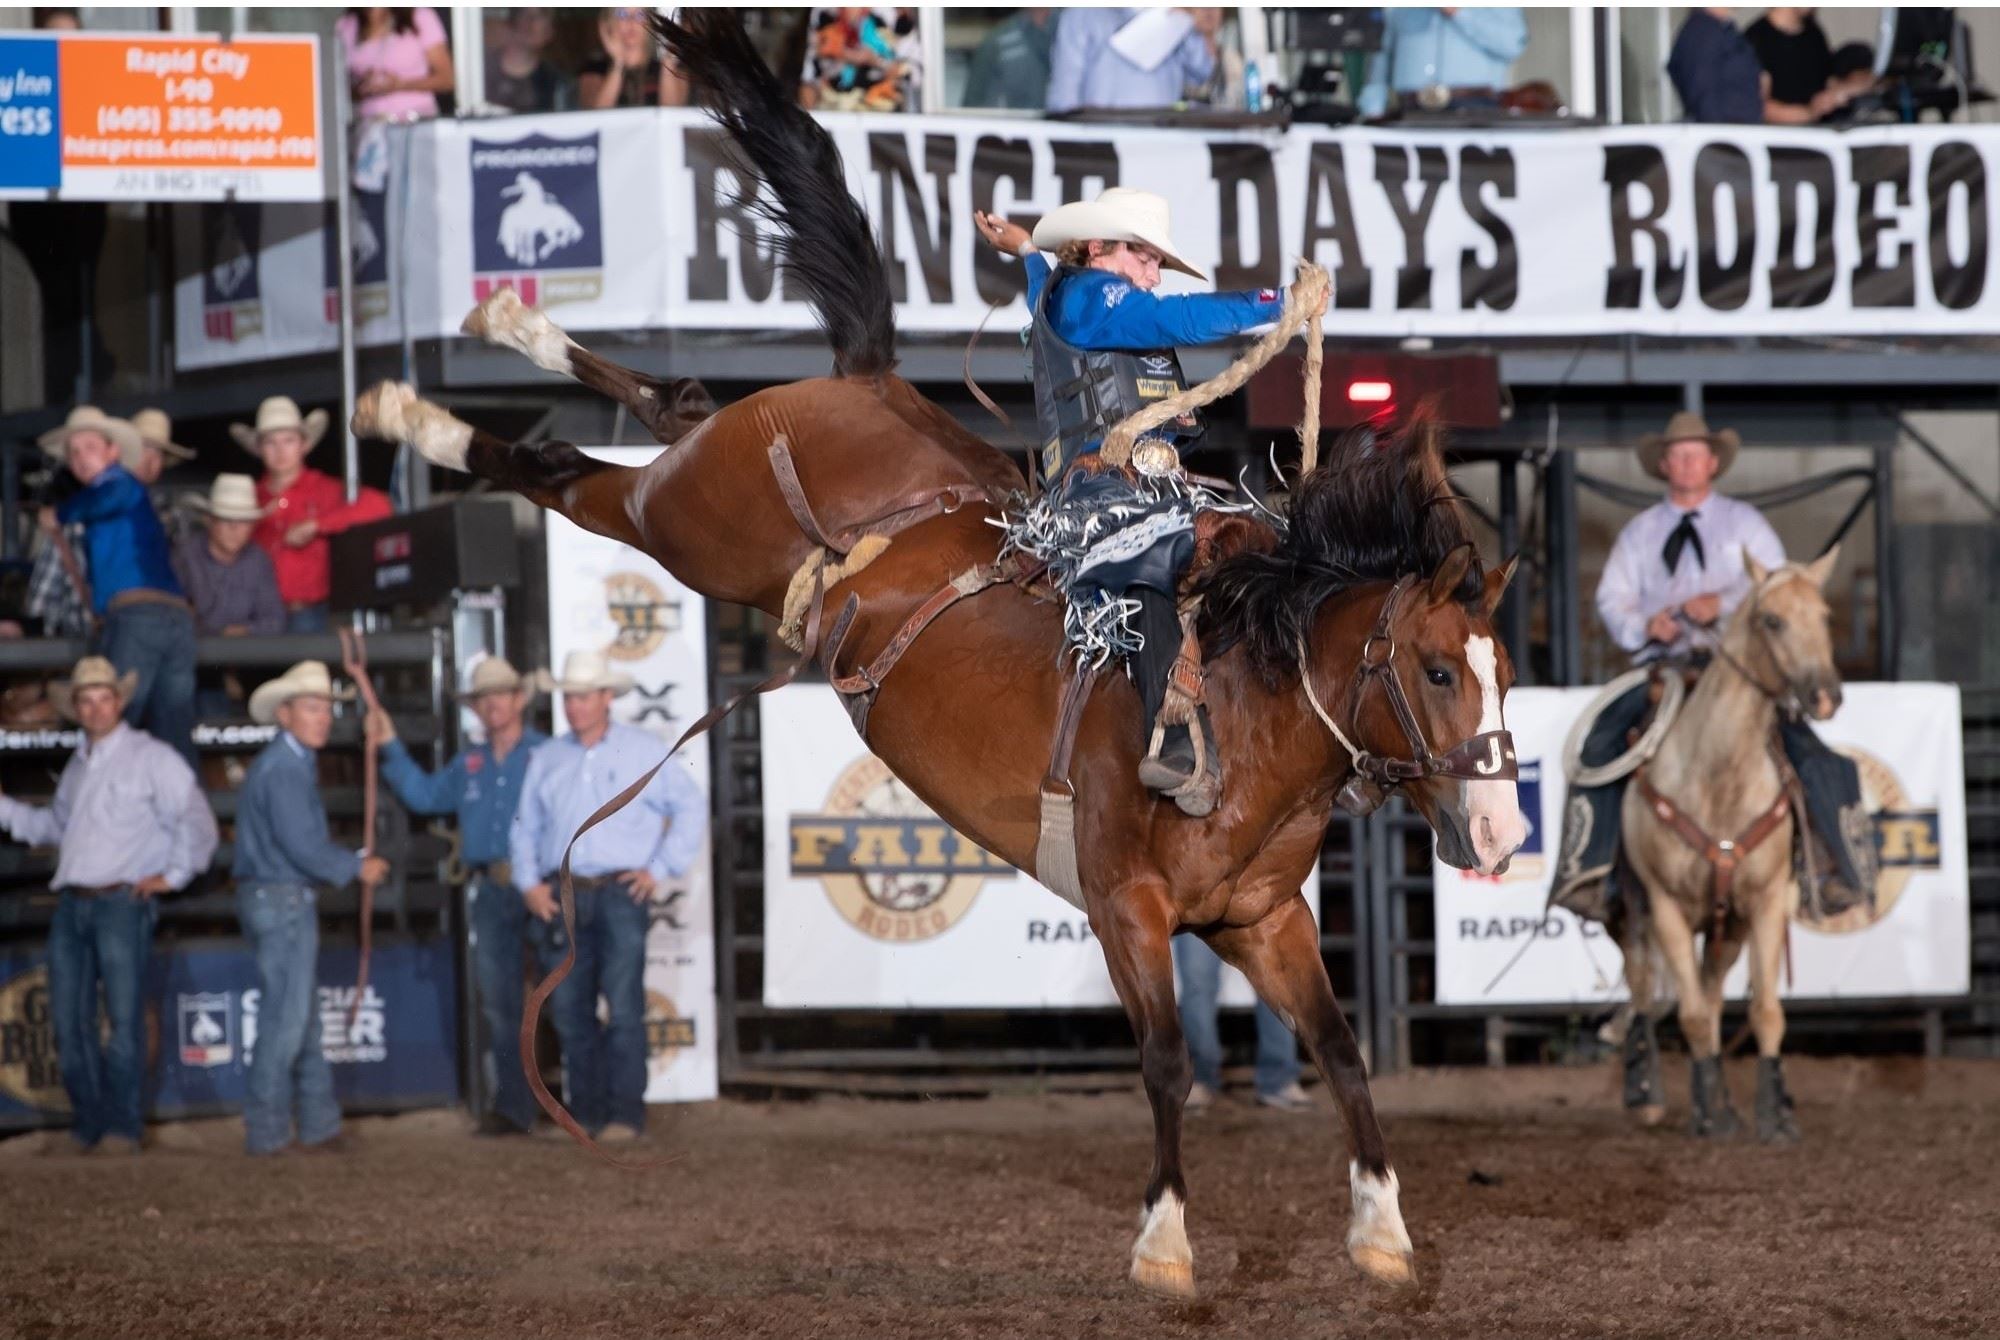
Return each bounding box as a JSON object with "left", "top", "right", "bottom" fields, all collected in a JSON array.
[
  {"left": 1690, "top": 1106, "right": 1743, "bottom": 1140},
  {"left": 1349, "top": 1242, "right": 1417, "bottom": 1286},
  {"left": 1633, "top": 1103, "right": 1668, "bottom": 1128},
  {"left": 1130, "top": 1254, "right": 1197, "bottom": 1300},
  {"left": 351, "top": 380, "right": 415, "bottom": 441}
]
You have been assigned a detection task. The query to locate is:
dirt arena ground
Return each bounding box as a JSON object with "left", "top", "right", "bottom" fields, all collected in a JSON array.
[{"left": 3, "top": 1056, "right": 1997, "bottom": 1340}]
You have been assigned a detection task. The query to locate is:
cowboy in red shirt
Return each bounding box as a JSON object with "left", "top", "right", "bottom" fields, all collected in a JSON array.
[{"left": 234, "top": 397, "right": 391, "bottom": 633}]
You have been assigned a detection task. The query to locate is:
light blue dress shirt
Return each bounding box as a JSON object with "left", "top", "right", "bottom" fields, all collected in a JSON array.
[
  {"left": 1046, "top": 8, "right": 1216, "bottom": 114},
  {"left": 0, "top": 722, "right": 216, "bottom": 889},
  {"left": 1358, "top": 7, "right": 1529, "bottom": 118},
  {"left": 509, "top": 721, "right": 707, "bottom": 891}
]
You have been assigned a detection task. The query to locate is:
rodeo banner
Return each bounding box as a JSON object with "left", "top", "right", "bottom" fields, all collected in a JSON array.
[
  {"left": 761, "top": 684, "right": 1315, "bottom": 1009},
  {"left": 544, "top": 445, "right": 717, "bottom": 1103},
  {"left": 1433, "top": 683, "right": 1968, "bottom": 1008},
  {"left": 178, "top": 110, "right": 2000, "bottom": 368}
]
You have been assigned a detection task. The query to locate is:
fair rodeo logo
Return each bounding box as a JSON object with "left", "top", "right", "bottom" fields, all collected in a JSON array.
[
  {"left": 789, "top": 757, "right": 1011, "bottom": 942},
  {"left": 469, "top": 130, "right": 604, "bottom": 309}
]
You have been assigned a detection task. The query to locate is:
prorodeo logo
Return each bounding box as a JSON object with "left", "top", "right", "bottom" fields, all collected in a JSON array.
[
  {"left": 0, "top": 966, "right": 67, "bottom": 1113},
  {"left": 468, "top": 131, "right": 604, "bottom": 308},
  {"left": 1806, "top": 746, "right": 1944, "bottom": 934},
  {"left": 177, "top": 991, "right": 235, "bottom": 1068},
  {"left": 790, "top": 757, "right": 1009, "bottom": 941},
  {"left": 604, "top": 571, "right": 679, "bottom": 660},
  {"left": 200, "top": 200, "right": 263, "bottom": 343}
]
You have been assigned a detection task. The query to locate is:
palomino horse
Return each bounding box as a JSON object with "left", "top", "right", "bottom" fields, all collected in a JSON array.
[
  {"left": 356, "top": 11, "right": 1529, "bottom": 1298},
  {"left": 1618, "top": 548, "right": 1842, "bottom": 1142}
]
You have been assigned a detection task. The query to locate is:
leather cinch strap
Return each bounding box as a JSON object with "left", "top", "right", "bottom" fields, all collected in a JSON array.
[{"left": 1034, "top": 665, "right": 1096, "bottom": 912}]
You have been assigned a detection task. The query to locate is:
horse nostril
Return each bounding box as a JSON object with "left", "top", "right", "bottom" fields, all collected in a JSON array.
[{"left": 1477, "top": 814, "right": 1495, "bottom": 851}]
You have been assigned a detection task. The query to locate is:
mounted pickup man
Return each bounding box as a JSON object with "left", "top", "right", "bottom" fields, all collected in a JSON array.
[{"left": 975, "top": 188, "right": 1325, "bottom": 815}]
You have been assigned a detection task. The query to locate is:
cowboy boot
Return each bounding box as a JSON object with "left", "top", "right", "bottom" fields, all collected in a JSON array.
[
  {"left": 1688, "top": 1056, "right": 1743, "bottom": 1139},
  {"left": 1754, "top": 1056, "right": 1801, "bottom": 1144},
  {"left": 1138, "top": 706, "right": 1222, "bottom": 818},
  {"left": 1133, "top": 596, "right": 1221, "bottom": 816},
  {"left": 1622, "top": 1012, "right": 1666, "bottom": 1126}
]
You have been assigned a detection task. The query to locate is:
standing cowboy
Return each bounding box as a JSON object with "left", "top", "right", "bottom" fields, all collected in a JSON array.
[
  {"left": 0, "top": 657, "right": 217, "bottom": 1154},
  {"left": 235, "top": 661, "right": 390, "bottom": 1156},
  {"left": 1596, "top": 410, "right": 1785, "bottom": 665},
  {"left": 366, "top": 658, "right": 548, "bottom": 1137},
  {"left": 509, "top": 650, "right": 706, "bottom": 1144},
  {"left": 36, "top": 404, "right": 199, "bottom": 766},
  {"left": 129, "top": 408, "right": 201, "bottom": 544},
  {"left": 235, "top": 396, "right": 393, "bottom": 634},
  {"left": 974, "top": 188, "right": 1323, "bottom": 813}
]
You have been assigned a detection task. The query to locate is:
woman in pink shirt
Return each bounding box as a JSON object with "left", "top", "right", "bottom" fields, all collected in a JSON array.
[{"left": 336, "top": 7, "right": 455, "bottom": 121}]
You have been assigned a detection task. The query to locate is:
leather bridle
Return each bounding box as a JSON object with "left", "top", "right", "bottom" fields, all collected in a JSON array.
[
  {"left": 1678, "top": 569, "right": 1818, "bottom": 721},
  {"left": 1299, "top": 574, "right": 1520, "bottom": 808}
]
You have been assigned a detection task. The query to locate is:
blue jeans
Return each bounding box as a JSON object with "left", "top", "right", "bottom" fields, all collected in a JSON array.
[
  {"left": 526, "top": 880, "right": 648, "bottom": 1134},
  {"left": 236, "top": 883, "right": 341, "bottom": 1155},
  {"left": 97, "top": 600, "right": 197, "bottom": 767},
  {"left": 47, "top": 888, "right": 155, "bottom": 1147},
  {"left": 1174, "top": 936, "right": 1300, "bottom": 1098},
  {"left": 285, "top": 604, "right": 329, "bottom": 635},
  {"left": 470, "top": 877, "right": 534, "bottom": 1131}
]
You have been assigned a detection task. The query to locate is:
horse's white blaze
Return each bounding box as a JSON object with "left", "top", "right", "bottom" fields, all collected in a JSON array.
[
  {"left": 468, "top": 287, "right": 577, "bottom": 377},
  {"left": 1132, "top": 1189, "right": 1192, "bottom": 1269},
  {"left": 1347, "top": 1162, "right": 1413, "bottom": 1257},
  {"left": 1464, "top": 634, "right": 1528, "bottom": 872}
]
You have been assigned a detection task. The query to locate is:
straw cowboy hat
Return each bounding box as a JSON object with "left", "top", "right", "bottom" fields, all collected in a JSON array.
[
  {"left": 131, "top": 408, "right": 197, "bottom": 463},
  {"left": 249, "top": 660, "right": 356, "bottom": 725},
  {"left": 36, "top": 405, "right": 143, "bottom": 463},
  {"left": 230, "top": 395, "right": 330, "bottom": 455},
  {"left": 549, "top": 649, "right": 634, "bottom": 696},
  {"left": 51, "top": 656, "right": 139, "bottom": 722},
  {"left": 1637, "top": 410, "right": 1740, "bottom": 481},
  {"left": 457, "top": 655, "right": 547, "bottom": 701},
  {"left": 187, "top": 473, "right": 270, "bottom": 524},
  {"left": 1031, "top": 187, "right": 1208, "bottom": 282}
]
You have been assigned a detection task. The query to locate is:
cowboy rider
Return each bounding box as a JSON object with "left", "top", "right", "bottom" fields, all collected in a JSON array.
[{"left": 975, "top": 188, "right": 1326, "bottom": 813}]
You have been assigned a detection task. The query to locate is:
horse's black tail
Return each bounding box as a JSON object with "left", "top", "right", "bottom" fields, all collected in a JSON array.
[{"left": 652, "top": 11, "right": 896, "bottom": 379}]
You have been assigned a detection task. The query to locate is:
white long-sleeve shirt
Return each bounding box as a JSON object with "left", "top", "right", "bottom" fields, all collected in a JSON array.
[
  {"left": 1595, "top": 493, "right": 1785, "bottom": 662},
  {"left": 0, "top": 722, "right": 218, "bottom": 890}
]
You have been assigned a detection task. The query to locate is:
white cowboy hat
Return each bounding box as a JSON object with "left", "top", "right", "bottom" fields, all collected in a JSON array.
[
  {"left": 50, "top": 655, "right": 139, "bottom": 722},
  {"left": 457, "top": 656, "right": 547, "bottom": 701},
  {"left": 131, "top": 408, "right": 198, "bottom": 463},
  {"left": 230, "top": 395, "right": 330, "bottom": 455},
  {"left": 186, "top": 473, "right": 269, "bottom": 524},
  {"left": 36, "top": 405, "right": 144, "bottom": 463},
  {"left": 549, "top": 649, "right": 634, "bottom": 697},
  {"left": 1031, "top": 187, "right": 1207, "bottom": 282},
  {"left": 249, "top": 660, "right": 356, "bottom": 725}
]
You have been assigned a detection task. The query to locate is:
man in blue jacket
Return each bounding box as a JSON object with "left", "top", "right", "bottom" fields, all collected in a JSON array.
[
  {"left": 367, "top": 657, "right": 547, "bottom": 1136},
  {"left": 976, "top": 188, "right": 1322, "bottom": 814},
  {"left": 236, "top": 661, "right": 388, "bottom": 1156}
]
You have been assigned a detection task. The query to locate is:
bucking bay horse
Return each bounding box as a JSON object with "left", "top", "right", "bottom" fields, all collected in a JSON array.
[
  {"left": 1618, "top": 549, "right": 1843, "bottom": 1143},
  {"left": 354, "top": 11, "right": 1528, "bottom": 1299}
]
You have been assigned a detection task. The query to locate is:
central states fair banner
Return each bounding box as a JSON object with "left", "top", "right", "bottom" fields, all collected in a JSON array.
[{"left": 178, "top": 111, "right": 2000, "bottom": 369}]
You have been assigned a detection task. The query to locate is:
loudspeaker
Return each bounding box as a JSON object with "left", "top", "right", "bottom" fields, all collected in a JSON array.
[{"left": 329, "top": 498, "right": 521, "bottom": 612}]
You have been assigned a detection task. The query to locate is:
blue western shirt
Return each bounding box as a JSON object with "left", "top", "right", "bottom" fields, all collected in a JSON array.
[
  {"left": 1357, "top": 7, "right": 1528, "bottom": 117},
  {"left": 380, "top": 727, "right": 547, "bottom": 868},
  {"left": 509, "top": 722, "right": 707, "bottom": 891},
  {"left": 1024, "top": 253, "right": 1280, "bottom": 352},
  {"left": 56, "top": 464, "right": 183, "bottom": 613},
  {"left": 234, "top": 732, "right": 362, "bottom": 888}
]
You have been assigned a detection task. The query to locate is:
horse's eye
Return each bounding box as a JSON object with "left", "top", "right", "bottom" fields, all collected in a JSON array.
[
  {"left": 1762, "top": 613, "right": 1785, "bottom": 633},
  {"left": 1426, "top": 667, "right": 1452, "bottom": 687}
]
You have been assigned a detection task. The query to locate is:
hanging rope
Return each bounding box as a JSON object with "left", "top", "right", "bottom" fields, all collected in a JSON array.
[
  {"left": 1099, "top": 262, "right": 1331, "bottom": 476},
  {"left": 336, "top": 625, "right": 383, "bottom": 1032}
]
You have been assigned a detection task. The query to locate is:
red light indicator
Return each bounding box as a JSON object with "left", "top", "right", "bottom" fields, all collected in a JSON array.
[{"left": 1348, "top": 380, "right": 1394, "bottom": 403}]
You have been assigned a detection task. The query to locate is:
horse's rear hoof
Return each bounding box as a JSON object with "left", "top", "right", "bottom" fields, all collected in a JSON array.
[
  {"left": 1350, "top": 1243, "right": 1417, "bottom": 1287},
  {"left": 462, "top": 285, "right": 524, "bottom": 338},
  {"left": 1130, "top": 1254, "right": 1197, "bottom": 1300},
  {"left": 1633, "top": 1103, "right": 1668, "bottom": 1128},
  {"left": 352, "top": 380, "right": 414, "bottom": 441}
]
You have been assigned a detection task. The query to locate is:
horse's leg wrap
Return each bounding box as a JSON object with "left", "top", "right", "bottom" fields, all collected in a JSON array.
[
  {"left": 1754, "top": 1055, "right": 1801, "bottom": 1144},
  {"left": 1688, "top": 1055, "right": 1743, "bottom": 1139},
  {"left": 1622, "top": 1011, "right": 1665, "bottom": 1124}
]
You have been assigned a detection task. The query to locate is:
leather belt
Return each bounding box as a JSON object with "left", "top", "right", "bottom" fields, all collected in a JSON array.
[
  {"left": 107, "top": 588, "right": 191, "bottom": 614},
  {"left": 63, "top": 882, "right": 132, "bottom": 897}
]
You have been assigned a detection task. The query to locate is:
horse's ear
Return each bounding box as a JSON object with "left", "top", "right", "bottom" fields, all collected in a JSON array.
[
  {"left": 1480, "top": 553, "right": 1520, "bottom": 617},
  {"left": 1743, "top": 549, "right": 1770, "bottom": 584},
  {"left": 1805, "top": 544, "right": 1840, "bottom": 588},
  {"left": 1427, "top": 543, "right": 1478, "bottom": 606}
]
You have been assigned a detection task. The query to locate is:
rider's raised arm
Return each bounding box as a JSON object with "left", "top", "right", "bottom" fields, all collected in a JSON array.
[
  {"left": 1023, "top": 251, "right": 1052, "bottom": 309},
  {"left": 1059, "top": 276, "right": 1282, "bottom": 351}
]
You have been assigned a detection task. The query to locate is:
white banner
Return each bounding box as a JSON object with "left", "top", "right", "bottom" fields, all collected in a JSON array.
[
  {"left": 544, "top": 446, "right": 715, "bottom": 1103},
  {"left": 761, "top": 684, "right": 1314, "bottom": 1009},
  {"left": 178, "top": 110, "right": 2000, "bottom": 368},
  {"left": 1435, "top": 683, "right": 1968, "bottom": 1007}
]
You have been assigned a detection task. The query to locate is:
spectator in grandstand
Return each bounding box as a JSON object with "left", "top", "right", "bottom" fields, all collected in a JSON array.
[
  {"left": 484, "top": 7, "right": 572, "bottom": 114},
  {"left": 1356, "top": 6, "right": 1529, "bottom": 118},
  {"left": 1596, "top": 411, "right": 1786, "bottom": 664},
  {"left": 236, "top": 397, "right": 392, "bottom": 635},
  {"left": 801, "top": 7, "right": 923, "bottom": 112},
  {"left": 235, "top": 660, "right": 389, "bottom": 1157},
  {"left": 509, "top": 650, "right": 707, "bottom": 1144},
  {"left": 1175, "top": 939, "right": 1311, "bottom": 1114},
  {"left": 175, "top": 475, "right": 285, "bottom": 639},
  {"left": 129, "top": 408, "right": 200, "bottom": 544},
  {"left": 367, "top": 658, "right": 548, "bottom": 1137},
  {"left": 37, "top": 405, "right": 197, "bottom": 767},
  {"left": 579, "top": 6, "right": 688, "bottom": 109},
  {"left": 25, "top": 417, "right": 93, "bottom": 640},
  {"left": 1745, "top": 8, "right": 1862, "bottom": 123},
  {"left": 1046, "top": 7, "right": 1219, "bottom": 114},
  {"left": 1669, "top": 8, "right": 1766, "bottom": 124},
  {"left": 337, "top": 7, "right": 456, "bottom": 123},
  {"left": 963, "top": 8, "right": 1057, "bottom": 111},
  {"left": 0, "top": 655, "right": 217, "bottom": 1155}
]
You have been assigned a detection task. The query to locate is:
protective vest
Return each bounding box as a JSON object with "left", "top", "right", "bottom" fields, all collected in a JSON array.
[{"left": 1029, "top": 266, "right": 1202, "bottom": 479}]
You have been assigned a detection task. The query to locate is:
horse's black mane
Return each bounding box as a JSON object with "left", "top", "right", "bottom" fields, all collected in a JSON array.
[{"left": 1196, "top": 409, "right": 1479, "bottom": 684}]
